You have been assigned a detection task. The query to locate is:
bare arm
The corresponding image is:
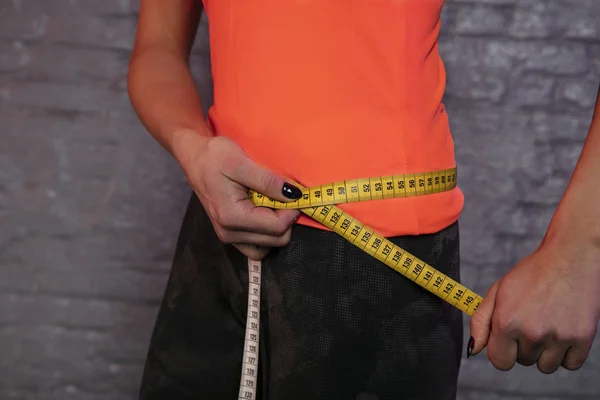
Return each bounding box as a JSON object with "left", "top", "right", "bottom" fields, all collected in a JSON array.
[
  {"left": 127, "top": 0, "right": 209, "bottom": 162},
  {"left": 469, "top": 84, "right": 600, "bottom": 373},
  {"left": 126, "top": 1, "right": 302, "bottom": 260},
  {"left": 545, "top": 85, "right": 600, "bottom": 250}
]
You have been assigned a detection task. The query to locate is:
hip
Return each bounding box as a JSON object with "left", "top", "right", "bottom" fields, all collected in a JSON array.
[{"left": 139, "top": 194, "right": 464, "bottom": 400}]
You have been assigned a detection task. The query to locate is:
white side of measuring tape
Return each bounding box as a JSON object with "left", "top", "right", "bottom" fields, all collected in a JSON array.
[{"left": 237, "top": 259, "right": 261, "bottom": 400}]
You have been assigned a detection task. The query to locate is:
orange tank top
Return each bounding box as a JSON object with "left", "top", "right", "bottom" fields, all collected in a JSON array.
[{"left": 202, "top": 0, "right": 464, "bottom": 237}]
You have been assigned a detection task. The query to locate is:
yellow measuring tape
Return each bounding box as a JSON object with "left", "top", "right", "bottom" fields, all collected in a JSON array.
[{"left": 249, "top": 167, "right": 482, "bottom": 316}]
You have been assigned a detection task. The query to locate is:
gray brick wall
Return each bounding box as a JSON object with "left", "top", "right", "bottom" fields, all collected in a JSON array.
[{"left": 1, "top": 0, "right": 598, "bottom": 399}]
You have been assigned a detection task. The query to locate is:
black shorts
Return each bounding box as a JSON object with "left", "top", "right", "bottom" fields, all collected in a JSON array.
[{"left": 138, "top": 194, "right": 464, "bottom": 400}]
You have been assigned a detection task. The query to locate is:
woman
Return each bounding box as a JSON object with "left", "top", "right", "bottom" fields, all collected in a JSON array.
[{"left": 127, "top": 1, "right": 600, "bottom": 399}]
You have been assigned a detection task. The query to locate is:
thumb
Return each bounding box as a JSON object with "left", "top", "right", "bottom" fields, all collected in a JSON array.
[
  {"left": 468, "top": 280, "right": 500, "bottom": 357},
  {"left": 228, "top": 155, "right": 304, "bottom": 202}
]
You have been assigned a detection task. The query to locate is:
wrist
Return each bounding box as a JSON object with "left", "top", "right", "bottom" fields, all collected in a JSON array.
[
  {"left": 543, "top": 203, "right": 600, "bottom": 256},
  {"left": 170, "top": 127, "right": 211, "bottom": 169}
]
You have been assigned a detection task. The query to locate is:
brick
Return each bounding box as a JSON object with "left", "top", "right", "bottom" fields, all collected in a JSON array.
[
  {"left": 521, "top": 43, "right": 589, "bottom": 75},
  {"left": 552, "top": 141, "right": 585, "bottom": 173},
  {"left": 518, "top": 141, "right": 556, "bottom": 183},
  {"left": 0, "top": 81, "right": 130, "bottom": 112},
  {"left": 530, "top": 111, "right": 590, "bottom": 142},
  {"left": 451, "top": 105, "right": 534, "bottom": 175},
  {"left": 0, "top": 293, "right": 158, "bottom": 329},
  {"left": 0, "top": 14, "right": 135, "bottom": 50},
  {"left": 509, "top": 74, "right": 555, "bottom": 106},
  {"left": 522, "top": 175, "right": 569, "bottom": 206},
  {"left": 510, "top": 235, "right": 545, "bottom": 261},
  {"left": 1, "top": 265, "right": 167, "bottom": 304},
  {"left": 451, "top": 4, "right": 508, "bottom": 35},
  {"left": 0, "top": 327, "right": 144, "bottom": 398},
  {"left": 0, "top": 40, "right": 128, "bottom": 87},
  {"left": 556, "top": 78, "right": 599, "bottom": 109},
  {"left": 587, "top": 44, "right": 600, "bottom": 80},
  {"left": 510, "top": 0, "right": 600, "bottom": 39},
  {"left": 0, "top": 40, "right": 30, "bottom": 73},
  {"left": 441, "top": 37, "right": 588, "bottom": 75},
  {"left": 509, "top": 0, "right": 556, "bottom": 38},
  {"left": 446, "top": 67, "right": 506, "bottom": 103},
  {"left": 459, "top": 222, "right": 515, "bottom": 268},
  {"left": 440, "top": 37, "right": 513, "bottom": 71},
  {"left": 462, "top": 263, "right": 505, "bottom": 297},
  {"left": 0, "top": 12, "right": 49, "bottom": 41},
  {"left": 520, "top": 204, "right": 556, "bottom": 238},
  {"left": 565, "top": 18, "right": 599, "bottom": 40}
]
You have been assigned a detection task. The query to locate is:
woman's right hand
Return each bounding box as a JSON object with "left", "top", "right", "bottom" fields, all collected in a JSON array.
[{"left": 174, "top": 130, "right": 303, "bottom": 260}]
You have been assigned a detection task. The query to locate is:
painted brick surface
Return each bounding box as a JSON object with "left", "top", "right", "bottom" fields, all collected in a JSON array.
[{"left": 1, "top": 0, "right": 599, "bottom": 399}]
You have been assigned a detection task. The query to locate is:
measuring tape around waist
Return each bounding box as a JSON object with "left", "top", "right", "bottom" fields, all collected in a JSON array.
[
  {"left": 250, "top": 167, "right": 483, "bottom": 314},
  {"left": 237, "top": 167, "right": 482, "bottom": 399}
]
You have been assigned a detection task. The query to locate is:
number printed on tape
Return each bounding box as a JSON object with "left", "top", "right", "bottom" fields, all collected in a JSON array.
[{"left": 238, "top": 260, "right": 261, "bottom": 400}]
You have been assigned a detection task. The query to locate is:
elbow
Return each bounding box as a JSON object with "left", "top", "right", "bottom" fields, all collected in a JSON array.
[
  {"left": 126, "top": 52, "right": 139, "bottom": 106},
  {"left": 126, "top": 46, "right": 152, "bottom": 112},
  {"left": 126, "top": 46, "right": 144, "bottom": 105}
]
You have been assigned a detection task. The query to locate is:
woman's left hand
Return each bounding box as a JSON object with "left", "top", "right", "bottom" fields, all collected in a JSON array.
[{"left": 468, "top": 236, "right": 600, "bottom": 373}]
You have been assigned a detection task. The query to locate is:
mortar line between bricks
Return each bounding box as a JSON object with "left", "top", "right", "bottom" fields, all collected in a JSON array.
[
  {"left": 0, "top": 323, "right": 114, "bottom": 335},
  {"left": 1, "top": 78, "right": 130, "bottom": 93},
  {"left": 5, "top": 73, "right": 124, "bottom": 86},
  {"left": 0, "top": 264, "right": 170, "bottom": 277},
  {"left": 45, "top": 40, "right": 135, "bottom": 54},
  {"left": 445, "top": 32, "right": 597, "bottom": 43},
  {"left": 0, "top": 35, "right": 135, "bottom": 52},
  {"left": 0, "top": 36, "right": 133, "bottom": 54},
  {"left": 2, "top": 290, "right": 162, "bottom": 307},
  {"left": 458, "top": 386, "right": 599, "bottom": 399},
  {"left": 0, "top": 104, "right": 124, "bottom": 120},
  {"left": 44, "top": 382, "right": 127, "bottom": 398},
  {"left": 441, "top": 32, "right": 600, "bottom": 46}
]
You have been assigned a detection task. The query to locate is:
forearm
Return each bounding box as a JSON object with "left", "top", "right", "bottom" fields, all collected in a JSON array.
[
  {"left": 127, "top": 45, "right": 212, "bottom": 162},
  {"left": 545, "top": 85, "right": 600, "bottom": 248}
]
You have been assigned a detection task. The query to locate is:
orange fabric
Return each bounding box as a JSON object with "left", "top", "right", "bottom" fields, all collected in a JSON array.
[{"left": 202, "top": 0, "right": 464, "bottom": 237}]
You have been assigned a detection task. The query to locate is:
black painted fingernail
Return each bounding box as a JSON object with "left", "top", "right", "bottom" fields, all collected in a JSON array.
[
  {"left": 282, "top": 183, "right": 302, "bottom": 199},
  {"left": 467, "top": 336, "right": 474, "bottom": 358}
]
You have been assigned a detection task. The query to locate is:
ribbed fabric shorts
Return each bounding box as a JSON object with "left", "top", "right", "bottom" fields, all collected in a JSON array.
[{"left": 138, "top": 194, "right": 464, "bottom": 400}]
